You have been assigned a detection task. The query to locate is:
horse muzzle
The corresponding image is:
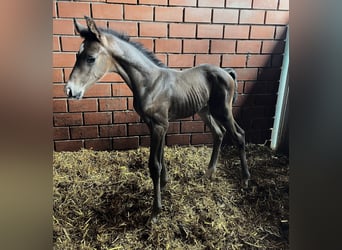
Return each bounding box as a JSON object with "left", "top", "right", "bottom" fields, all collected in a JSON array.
[{"left": 65, "top": 84, "right": 83, "bottom": 99}]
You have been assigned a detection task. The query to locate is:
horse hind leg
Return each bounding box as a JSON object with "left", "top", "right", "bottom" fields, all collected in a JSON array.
[
  {"left": 225, "top": 116, "right": 250, "bottom": 187},
  {"left": 211, "top": 106, "right": 250, "bottom": 187},
  {"left": 198, "top": 107, "right": 226, "bottom": 178}
]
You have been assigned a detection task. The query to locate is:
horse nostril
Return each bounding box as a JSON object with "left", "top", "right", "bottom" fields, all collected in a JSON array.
[{"left": 65, "top": 87, "right": 72, "bottom": 98}]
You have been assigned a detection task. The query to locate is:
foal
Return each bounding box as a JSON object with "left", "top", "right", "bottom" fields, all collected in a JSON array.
[{"left": 65, "top": 17, "right": 250, "bottom": 222}]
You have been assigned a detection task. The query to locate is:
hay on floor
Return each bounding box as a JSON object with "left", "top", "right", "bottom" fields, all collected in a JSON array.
[{"left": 53, "top": 144, "right": 289, "bottom": 249}]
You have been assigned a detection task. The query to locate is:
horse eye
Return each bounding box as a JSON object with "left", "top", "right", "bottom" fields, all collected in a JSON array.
[{"left": 86, "top": 56, "right": 95, "bottom": 64}]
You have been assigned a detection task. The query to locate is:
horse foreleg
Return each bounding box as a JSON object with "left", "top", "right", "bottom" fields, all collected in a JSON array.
[{"left": 148, "top": 123, "right": 167, "bottom": 223}]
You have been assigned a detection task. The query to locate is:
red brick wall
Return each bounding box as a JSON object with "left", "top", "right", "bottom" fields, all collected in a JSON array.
[{"left": 53, "top": 0, "right": 289, "bottom": 151}]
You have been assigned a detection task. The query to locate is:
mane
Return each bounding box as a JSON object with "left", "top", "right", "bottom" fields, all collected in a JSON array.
[{"left": 80, "top": 27, "right": 166, "bottom": 68}]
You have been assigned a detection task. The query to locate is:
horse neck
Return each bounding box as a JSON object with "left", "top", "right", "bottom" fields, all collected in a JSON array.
[{"left": 109, "top": 37, "right": 161, "bottom": 95}]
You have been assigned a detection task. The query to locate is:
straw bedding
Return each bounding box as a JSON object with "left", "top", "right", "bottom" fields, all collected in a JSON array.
[{"left": 53, "top": 144, "right": 289, "bottom": 249}]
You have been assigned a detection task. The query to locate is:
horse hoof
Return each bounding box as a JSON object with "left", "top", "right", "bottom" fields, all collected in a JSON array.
[
  {"left": 241, "top": 178, "right": 249, "bottom": 189},
  {"left": 146, "top": 214, "right": 158, "bottom": 225},
  {"left": 205, "top": 168, "right": 216, "bottom": 179}
]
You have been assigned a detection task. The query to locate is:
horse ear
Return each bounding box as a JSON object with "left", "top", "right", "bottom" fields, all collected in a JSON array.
[
  {"left": 85, "top": 16, "right": 101, "bottom": 41},
  {"left": 73, "top": 18, "right": 87, "bottom": 34}
]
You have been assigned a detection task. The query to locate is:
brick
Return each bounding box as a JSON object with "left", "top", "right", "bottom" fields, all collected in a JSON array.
[
  {"left": 226, "top": 0, "right": 252, "bottom": 8},
  {"left": 155, "top": 54, "right": 167, "bottom": 65},
  {"left": 185, "top": 8, "right": 212, "bottom": 23},
  {"left": 279, "top": 0, "right": 289, "bottom": 10},
  {"left": 53, "top": 84, "right": 66, "bottom": 98},
  {"left": 85, "top": 139, "right": 112, "bottom": 151},
  {"left": 83, "top": 84, "right": 112, "bottom": 97},
  {"left": 131, "top": 38, "right": 154, "bottom": 51},
  {"left": 167, "top": 122, "right": 180, "bottom": 134},
  {"left": 53, "top": 99, "right": 67, "bottom": 113},
  {"left": 114, "top": 111, "right": 140, "bottom": 123},
  {"left": 53, "top": 36, "right": 60, "bottom": 51},
  {"left": 253, "top": 94, "right": 277, "bottom": 105},
  {"left": 53, "top": 68, "right": 63, "bottom": 83},
  {"left": 113, "top": 137, "right": 139, "bottom": 150},
  {"left": 233, "top": 94, "right": 254, "bottom": 107},
  {"left": 155, "top": 39, "right": 182, "bottom": 53},
  {"left": 92, "top": 3, "right": 123, "bottom": 20},
  {"left": 253, "top": 0, "right": 278, "bottom": 9},
  {"left": 53, "top": 2, "right": 57, "bottom": 18},
  {"left": 181, "top": 121, "right": 204, "bottom": 133},
  {"left": 53, "top": 53, "right": 76, "bottom": 68},
  {"left": 266, "top": 11, "right": 289, "bottom": 25},
  {"left": 213, "top": 9, "right": 239, "bottom": 24},
  {"left": 197, "top": 24, "right": 223, "bottom": 38},
  {"left": 271, "top": 55, "right": 284, "bottom": 67},
  {"left": 55, "top": 140, "right": 83, "bottom": 152},
  {"left": 250, "top": 26, "right": 275, "bottom": 39},
  {"left": 140, "top": 22, "right": 167, "bottom": 37},
  {"left": 242, "top": 106, "right": 275, "bottom": 119},
  {"left": 222, "top": 54, "right": 246, "bottom": 67},
  {"left": 237, "top": 40, "right": 262, "bottom": 53},
  {"left": 63, "top": 69, "right": 72, "bottom": 82},
  {"left": 155, "top": 7, "right": 184, "bottom": 22},
  {"left": 166, "top": 134, "right": 190, "bottom": 145},
  {"left": 258, "top": 68, "right": 281, "bottom": 81},
  {"left": 262, "top": 41, "right": 285, "bottom": 54},
  {"left": 140, "top": 0, "right": 168, "bottom": 4},
  {"left": 100, "top": 124, "right": 127, "bottom": 137},
  {"left": 183, "top": 40, "right": 209, "bottom": 53},
  {"left": 53, "top": 127, "right": 70, "bottom": 140},
  {"left": 124, "top": 5, "right": 153, "bottom": 21},
  {"left": 140, "top": 136, "right": 151, "bottom": 147},
  {"left": 168, "top": 54, "right": 194, "bottom": 68},
  {"left": 198, "top": 0, "right": 225, "bottom": 7},
  {"left": 127, "top": 97, "right": 134, "bottom": 110},
  {"left": 235, "top": 68, "right": 258, "bottom": 81},
  {"left": 195, "top": 55, "right": 221, "bottom": 66},
  {"left": 224, "top": 25, "right": 250, "bottom": 39},
  {"left": 84, "top": 112, "right": 112, "bottom": 125},
  {"left": 275, "top": 26, "right": 288, "bottom": 40},
  {"left": 128, "top": 124, "right": 149, "bottom": 136},
  {"left": 108, "top": 21, "right": 138, "bottom": 37},
  {"left": 58, "top": 2, "right": 90, "bottom": 18},
  {"left": 70, "top": 126, "right": 98, "bottom": 139},
  {"left": 53, "top": 19, "right": 74, "bottom": 35},
  {"left": 68, "top": 99, "right": 98, "bottom": 112},
  {"left": 236, "top": 81, "right": 244, "bottom": 94},
  {"left": 107, "top": 0, "right": 136, "bottom": 3},
  {"left": 247, "top": 55, "right": 271, "bottom": 67},
  {"left": 60, "top": 36, "right": 83, "bottom": 52},
  {"left": 252, "top": 118, "right": 274, "bottom": 130},
  {"left": 192, "top": 133, "right": 212, "bottom": 144},
  {"left": 112, "top": 83, "right": 132, "bottom": 97},
  {"left": 99, "top": 98, "right": 127, "bottom": 111},
  {"left": 169, "top": 0, "right": 196, "bottom": 6},
  {"left": 169, "top": 23, "right": 196, "bottom": 38},
  {"left": 244, "top": 81, "right": 278, "bottom": 94},
  {"left": 240, "top": 10, "right": 265, "bottom": 24},
  {"left": 101, "top": 72, "right": 124, "bottom": 83},
  {"left": 210, "top": 40, "right": 236, "bottom": 53},
  {"left": 53, "top": 113, "right": 83, "bottom": 126}
]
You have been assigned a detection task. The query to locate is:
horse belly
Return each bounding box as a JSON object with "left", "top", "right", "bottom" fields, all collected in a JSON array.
[{"left": 169, "top": 85, "right": 209, "bottom": 120}]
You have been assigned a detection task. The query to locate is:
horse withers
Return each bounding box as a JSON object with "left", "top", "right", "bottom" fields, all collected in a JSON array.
[{"left": 65, "top": 16, "right": 250, "bottom": 223}]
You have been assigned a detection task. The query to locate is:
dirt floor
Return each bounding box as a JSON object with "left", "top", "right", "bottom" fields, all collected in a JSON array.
[{"left": 53, "top": 144, "right": 289, "bottom": 249}]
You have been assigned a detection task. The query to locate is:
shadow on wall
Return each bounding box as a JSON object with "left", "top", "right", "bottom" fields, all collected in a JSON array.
[{"left": 223, "top": 27, "right": 288, "bottom": 147}]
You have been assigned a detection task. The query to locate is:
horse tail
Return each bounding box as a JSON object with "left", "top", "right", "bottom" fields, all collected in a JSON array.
[{"left": 224, "top": 68, "right": 238, "bottom": 104}]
